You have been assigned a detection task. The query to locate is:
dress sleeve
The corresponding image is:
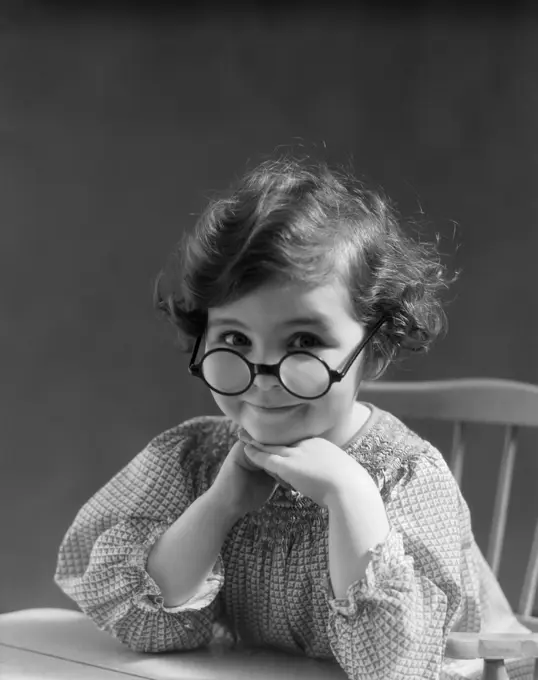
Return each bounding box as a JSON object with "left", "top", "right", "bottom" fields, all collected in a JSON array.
[
  {"left": 319, "top": 451, "right": 475, "bottom": 680},
  {"left": 54, "top": 419, "right": 227, "bottom": 653}
]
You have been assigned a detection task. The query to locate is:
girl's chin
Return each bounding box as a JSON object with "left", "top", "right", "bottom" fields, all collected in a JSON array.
[
  {"left": 240, "top": 422, "right": 310, "bottom": 447},
  {"left": 242, "top": 427, "right": 291, "bottom": 445}
]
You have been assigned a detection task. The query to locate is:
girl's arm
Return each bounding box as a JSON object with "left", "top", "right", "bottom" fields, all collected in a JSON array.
[
  {"left": 321, "top": 451, "right": 472, "bottom": 680},
  {"left": 54, "top": 420, "right": 233, "bottom": 653},
  {"left": 147, "top": 487, "right": 240, "bottom": 607},
  {"left": 326, "top": 473, "right": 390, "bottom": 599}
]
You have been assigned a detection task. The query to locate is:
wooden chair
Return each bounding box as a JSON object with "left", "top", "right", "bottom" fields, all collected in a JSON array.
[{"left": 360, "top": 378, "right": 538, "bottom": 680}]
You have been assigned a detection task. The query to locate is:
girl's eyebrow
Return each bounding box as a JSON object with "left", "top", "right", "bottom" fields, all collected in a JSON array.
[{"left": 209, "top": 315, "right": 333, "bottom": 333}]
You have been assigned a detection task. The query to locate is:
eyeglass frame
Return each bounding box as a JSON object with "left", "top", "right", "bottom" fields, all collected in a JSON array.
[{"left": 188, "top": 316, "right": 387, "bottom": 400}]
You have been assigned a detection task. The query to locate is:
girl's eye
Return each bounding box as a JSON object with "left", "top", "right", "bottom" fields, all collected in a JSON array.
[
  {"left": 216, "top": 331, "right": 322, "bottom": 351},
  {"left": 219, "top": 331, "right": 250, "bottom": 347},
  {"left": 290, "top": 333, "right": 322, "bottom": 350}
]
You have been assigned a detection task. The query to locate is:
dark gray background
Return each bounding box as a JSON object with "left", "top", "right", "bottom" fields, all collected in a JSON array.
[{"left": 1, "top": 2, "right": 537, "bottom": 614}]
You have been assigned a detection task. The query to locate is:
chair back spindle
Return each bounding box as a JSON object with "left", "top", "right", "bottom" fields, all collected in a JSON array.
[
  {"left": 449, "top": 421, "right": 465, "bottom": 487},
  {"left": 519, "top": 521, "right": 538, "bottom": 620},
  {"left": 487, "top": 426, "right": 518, "bottom": 577}
]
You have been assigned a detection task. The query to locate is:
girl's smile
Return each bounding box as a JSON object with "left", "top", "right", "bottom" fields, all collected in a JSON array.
[{"left": 245, "top": 402, "right": 305, "bottom": 417}]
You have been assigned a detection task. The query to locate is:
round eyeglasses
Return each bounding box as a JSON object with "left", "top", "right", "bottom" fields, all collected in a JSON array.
[{"left": 188, "top": 317, "right": 386, "bottom": 400}]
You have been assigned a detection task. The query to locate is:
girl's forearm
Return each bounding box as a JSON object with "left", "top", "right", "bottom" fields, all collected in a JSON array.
[
  {"left": 147, "top": 489, "right": 241, "bottom": 607},
  {"left": 327, "top": 479, "right": 390, "bottom": 599}
]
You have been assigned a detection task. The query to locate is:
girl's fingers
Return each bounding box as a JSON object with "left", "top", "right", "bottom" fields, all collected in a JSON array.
[
  {"left": 245, "top": 445, "right": 280, "bottom": 476},
  {"left": 245, "top": 446, "right": 293, "bottom": 486},
  {"left": 237, "top": 428, "right": 250, "bottom": 442},
  {"left": 244, "top": 443, "right": 266, "bottom": 458},
  {"left": 251, "top": 443, "right": 289, "bottom": 456}
]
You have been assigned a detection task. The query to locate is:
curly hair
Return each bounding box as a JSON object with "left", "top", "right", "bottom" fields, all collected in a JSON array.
[{"left": 154, "top": 155, "right": 457, "bottom": 380}]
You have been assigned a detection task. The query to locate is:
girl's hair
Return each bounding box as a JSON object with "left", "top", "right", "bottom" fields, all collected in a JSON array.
[{"left": 154, "top": 155, "right": 458, "bottom": 380}]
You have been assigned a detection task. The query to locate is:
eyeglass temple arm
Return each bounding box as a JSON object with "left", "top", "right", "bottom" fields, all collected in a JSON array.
[
  {"left": 336, "top": 316, "right": 387, "bottom": 380},
  {"left": 189, "top": 333, "right": 205, "bottom": 373}
]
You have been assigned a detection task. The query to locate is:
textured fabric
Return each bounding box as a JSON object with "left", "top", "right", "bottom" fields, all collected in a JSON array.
[{"left": 55, "top": 405, "right": 535, "bottom": 679}]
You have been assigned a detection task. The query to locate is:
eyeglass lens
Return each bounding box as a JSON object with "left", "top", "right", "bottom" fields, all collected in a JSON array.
[{"left": 201, "top": 351, "right": 330, "bottom": 398}]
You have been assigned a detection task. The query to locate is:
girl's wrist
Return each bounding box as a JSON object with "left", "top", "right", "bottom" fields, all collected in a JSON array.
[
  {"left": 205, "top": 487, "right": 245, "bottom": 525},
  {"left": 324, "top": 467, "right": 381, "bottom": 510}
]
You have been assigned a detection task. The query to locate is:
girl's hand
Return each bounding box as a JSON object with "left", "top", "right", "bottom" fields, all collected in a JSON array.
[
  {"left": 241, "top": 432, "right": 375, "bottom": 508},
  {"left": 209, "top": 433, "right": 279, "bottom": 518}
]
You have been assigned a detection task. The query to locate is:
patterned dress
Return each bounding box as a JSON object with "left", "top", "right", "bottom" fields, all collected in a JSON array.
[{"left": 55, "top": 405, "right": 534, "bottom": 679}]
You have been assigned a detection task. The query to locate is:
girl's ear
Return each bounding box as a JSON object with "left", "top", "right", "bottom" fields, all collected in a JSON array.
[{"left": 360, "top": 355, "right": 384, "bottom": 383}]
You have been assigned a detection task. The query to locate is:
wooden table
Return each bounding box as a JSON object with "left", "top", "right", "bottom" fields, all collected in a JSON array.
[{"left": 0, "top": 608, "right": 346, "bottom": 679}]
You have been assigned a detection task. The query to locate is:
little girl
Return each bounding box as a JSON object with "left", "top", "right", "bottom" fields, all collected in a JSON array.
[{"left": 55, "top": 156, "right": 533, "bottom": 680}]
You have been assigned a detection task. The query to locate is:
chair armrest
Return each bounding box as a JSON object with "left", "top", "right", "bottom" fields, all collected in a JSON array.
[{"left": 446, "top": 632, "right": 538, "bottom": 660}]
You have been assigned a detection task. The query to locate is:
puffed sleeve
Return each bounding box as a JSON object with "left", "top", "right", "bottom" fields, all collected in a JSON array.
[
  {"left": 319, "top": 451, "right": 475, "bottom": 680},
  {"left": 54, "top": 417, "right": 229, "bottom": 653}
]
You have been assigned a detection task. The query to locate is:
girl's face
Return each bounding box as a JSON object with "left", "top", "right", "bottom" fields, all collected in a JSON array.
[{"left": 205, "top": 280, "right": 371, "bottom": 447}]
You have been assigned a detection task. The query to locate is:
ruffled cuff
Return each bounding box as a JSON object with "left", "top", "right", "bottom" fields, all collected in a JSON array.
[
  {"left": 125, "top": 521, "right": 224, "bottom": 614},
  {"left": 320, "top": 526, "right": 414, "bottom": 618},
  {"left": 159, "top": 556, "right": 224, "bottom": 613}
]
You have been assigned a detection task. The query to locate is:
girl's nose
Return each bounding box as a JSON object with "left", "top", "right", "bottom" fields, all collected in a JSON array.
[
  {"left": 249, "top": 351, "right": 285, "bottom": 391},
  {"left": 252, "top": 371, "right": 282, "bottom": 392}
]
